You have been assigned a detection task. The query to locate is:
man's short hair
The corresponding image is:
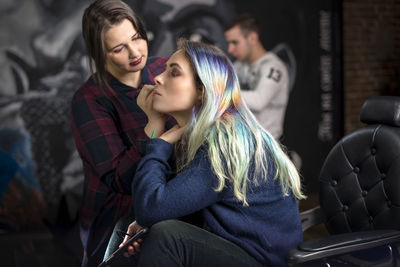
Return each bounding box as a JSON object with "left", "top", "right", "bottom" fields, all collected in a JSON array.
[{"left": 225, "top": 13, "right": 261, "bottom": 37}]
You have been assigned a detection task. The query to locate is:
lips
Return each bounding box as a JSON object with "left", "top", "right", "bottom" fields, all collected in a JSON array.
[
  {"left": 130, "top": 57, "right": 142, "bottom": 66},
  {"left": 153, "top": 89, "right": 161, "bottom": 96}
]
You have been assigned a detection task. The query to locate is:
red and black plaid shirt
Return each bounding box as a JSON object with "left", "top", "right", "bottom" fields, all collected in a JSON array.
[{"left": 70, "top": 57, "right": 167, "bottom": 267}]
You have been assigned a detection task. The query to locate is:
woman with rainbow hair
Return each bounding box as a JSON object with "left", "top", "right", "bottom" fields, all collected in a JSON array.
[{"left": 120, "top": 39, "right": 306, "bottom": 267}]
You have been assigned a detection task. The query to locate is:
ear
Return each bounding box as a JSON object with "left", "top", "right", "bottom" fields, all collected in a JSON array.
[
  {"left": 197, "top": 86, "right": 205, "bottom": 103},
  {"left": 248, "top": 32, "right": 259, "bottom": 43}
]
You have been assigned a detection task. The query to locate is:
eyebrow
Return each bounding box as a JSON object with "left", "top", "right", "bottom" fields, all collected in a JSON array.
[
  {"left": 168, "top": 62, "right": 182, "bottom": 69},
  {"left": 109, "top": 32, "right": 139, "bottom": 51}
]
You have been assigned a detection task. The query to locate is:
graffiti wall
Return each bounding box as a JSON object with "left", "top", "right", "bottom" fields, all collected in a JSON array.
[{"left": 0, "top": 0, "right": 342, "bottom": 232}]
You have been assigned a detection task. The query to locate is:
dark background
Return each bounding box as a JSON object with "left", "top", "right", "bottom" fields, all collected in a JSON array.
[
  {"left": 234, "top": 0, "right": 343, "bottom": 193},
  {"left": 0, "top": 0, "right": 342, "bottom": 265}
]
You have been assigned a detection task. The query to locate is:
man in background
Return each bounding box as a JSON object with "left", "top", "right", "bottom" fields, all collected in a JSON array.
[{"left": 224, "top": 13, "right": 289, "bottom": 140}]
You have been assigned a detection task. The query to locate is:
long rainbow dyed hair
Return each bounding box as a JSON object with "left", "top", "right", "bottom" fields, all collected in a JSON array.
[{"left": 175, "top": 39, "right": 305, "bottom": 205}]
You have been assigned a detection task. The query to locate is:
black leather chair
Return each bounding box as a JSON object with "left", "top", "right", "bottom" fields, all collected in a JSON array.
[{"left": 286, "top": 96, "right": 400, "bottom": 266}]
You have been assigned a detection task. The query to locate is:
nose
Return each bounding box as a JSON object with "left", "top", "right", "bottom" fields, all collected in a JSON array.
[
  {"left": 127, "top": 43, "right": 139, "bottom": 59},
  {"left": 154, "top": 72, "right": 163, "bottom": 85},
  {"left": 227, "top": 44, "right": 234, "bottom": 55}
]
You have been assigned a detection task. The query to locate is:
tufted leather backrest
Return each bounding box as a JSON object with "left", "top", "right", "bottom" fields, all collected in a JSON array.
[{"left": 319, "top": 96, "right": 400, "bottom": 235}]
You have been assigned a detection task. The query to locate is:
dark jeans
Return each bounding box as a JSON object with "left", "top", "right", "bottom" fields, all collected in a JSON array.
[
  {"left": 134, "top": 219, "right": 265, "bottom": 267},
  {"left": 105, "top": 219, "right": 265, "bottom": 267},
  {"left": 105, "top": 218, "right": 265, "bottom": 267}
]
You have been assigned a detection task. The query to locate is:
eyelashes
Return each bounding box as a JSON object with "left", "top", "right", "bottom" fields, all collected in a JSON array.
[
  {"left": 111, "top": 34, "right": 141, "bottom": 53},
  {"left": 170, "top": 68, "right": 181, "bottom": 77}
]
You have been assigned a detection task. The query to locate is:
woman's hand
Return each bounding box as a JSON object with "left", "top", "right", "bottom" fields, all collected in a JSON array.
[
  {"left": 120, "top": 221, "right": 143, "bottom": 257},
  {"left": 160, "top": 124, "right": 187, "bottom": 144},
  {"left": 137, "top": 84, "right": 166, "bottom": 122},
  {"left": 138, "top": 85, "right": 166, "bottom": 138}
]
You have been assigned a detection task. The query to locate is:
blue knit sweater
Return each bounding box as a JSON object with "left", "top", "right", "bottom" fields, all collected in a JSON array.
[{"left": 132, "top": 138, "right": 303, "bottom": 266}]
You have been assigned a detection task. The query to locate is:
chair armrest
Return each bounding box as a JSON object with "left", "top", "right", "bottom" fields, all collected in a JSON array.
[
  {"left": 286, "top": 230, "right": 400, "bottom": 266},
  {"left": 300, "top": 206, "right": 324, "bottom": 232}
]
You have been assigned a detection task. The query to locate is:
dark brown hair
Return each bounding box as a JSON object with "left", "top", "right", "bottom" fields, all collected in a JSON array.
[
  {"left": 82, "top": 0, "right": 148, "bottom": 89},
  {"left": 224, "top": 13, "right": 261, "bottom": 38}
]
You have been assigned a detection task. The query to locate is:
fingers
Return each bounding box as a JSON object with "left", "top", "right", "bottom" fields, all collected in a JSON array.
[
  {"left": 121, "top": 235, "right": 128, "bottom": 245},
  {"left": 140, "top": 84, "right": 155, "bottom": 93},
  {"left": 166, "top": 124, "right": 186, "bottom": 133},
  {"left": 137, "top": 85, "right": 155, "bottom": 108},
  {"left": 127, "top": 221, "right": 137, "bottom": 233},
  {"left": 143, "top": 85, "right": 155, "bottom": 99},
  {"left": 129, "top": 240, "right": 141, "bottom": 254},
  {"left": 119, "top": 221, "right": 145, "bottom": 258},
  {"left": 167, "top": 124, "right": 181, "bottom": 132},
  {"left": 172, "top": 124, "right": 188, "bottom": 135},
  {"left": 140, "top": 85, "right": 155, "bottom": 98},
  {"left": 160, "top": 124, "right": 188, "bottom": 144},
  {"left": 122, "top": 240, "right": 142, "bottom": 257},
  {"left": 142, "top": 84, "right": 154, "bottom": 90},
  {"left": 120, "top": 221, "right": 138, "bottom": 247},
  {"left": 125, "top": 223, "right": 136, "bottom": 240}
]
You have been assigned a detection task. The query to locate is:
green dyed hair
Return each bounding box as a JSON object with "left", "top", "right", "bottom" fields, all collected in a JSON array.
[{"left": 175, "top": 39, "right": 305, "bottom": 205}]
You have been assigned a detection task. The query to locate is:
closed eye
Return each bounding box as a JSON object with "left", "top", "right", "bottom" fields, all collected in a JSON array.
[
  {"left": 170, "top": 68, "right": 181, "bottom": 77},
  {"left": 113, "top": 46, "right": 124, "bottom": 53}
]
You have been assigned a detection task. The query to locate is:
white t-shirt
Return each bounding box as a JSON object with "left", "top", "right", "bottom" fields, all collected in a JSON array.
[{"left": 234, "top": 52, "right": 289, "bottom": 139}]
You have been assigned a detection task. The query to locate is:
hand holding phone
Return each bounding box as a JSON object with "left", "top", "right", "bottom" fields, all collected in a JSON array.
[{"left": 98, "top": 228, "right": 148, "bottom": 267}]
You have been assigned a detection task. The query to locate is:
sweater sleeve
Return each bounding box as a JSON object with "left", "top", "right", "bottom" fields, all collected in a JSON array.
[{"left": 132, "top": 138, "right": 221, "bottom": 227}]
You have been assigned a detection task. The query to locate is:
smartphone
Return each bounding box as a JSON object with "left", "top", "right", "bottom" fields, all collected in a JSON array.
[{"left": 98, "top": 228, "right": 148, "bottom": 267}]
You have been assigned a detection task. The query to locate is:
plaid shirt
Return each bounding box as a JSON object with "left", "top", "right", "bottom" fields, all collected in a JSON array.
[{"left": 70, "top": 57, "right": 168, "bottom": 267}]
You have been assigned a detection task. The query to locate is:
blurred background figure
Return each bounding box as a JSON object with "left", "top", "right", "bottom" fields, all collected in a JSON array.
[
  {"left": 225, "top": 13, "right": 302, "bottom": 170},
  {"left": 225, "top": 13, "right": 290, "bottom": 141}
]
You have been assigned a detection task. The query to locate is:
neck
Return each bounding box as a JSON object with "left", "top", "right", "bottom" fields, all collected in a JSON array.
[
  {"left": 248, "top": 44, "right": 267, "bottom": 64},
  {"left": 109, "top": 69, "right": 142, "bottom": 88},
  {"left": 171, "top": 110, "right": 192, "bottom": 127}
]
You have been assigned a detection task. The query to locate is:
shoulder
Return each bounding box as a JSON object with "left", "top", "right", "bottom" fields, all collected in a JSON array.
[
  {"left": 260, "top": 53, "right": 287, "bottom": 71},
  {"left": 71, "top": 75, "right": 104, "bottom": 103},
  {"left": 146, "top": 56, "right": 168, "bottom": 78},
  {"left": 257, "top": 53, "right": 289, "bottom": 82},
  {"left": 195, "top": 145, "right": 209, "bottom": 160},
  {"left": 183, "top": 144, "right": 210, "bottom": 169},
  {"left": 233, "top": 60, "right": 247, "bottom": 70},
  {"left": 146, "top": 56, "right": 168, "bottom": 69}
]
